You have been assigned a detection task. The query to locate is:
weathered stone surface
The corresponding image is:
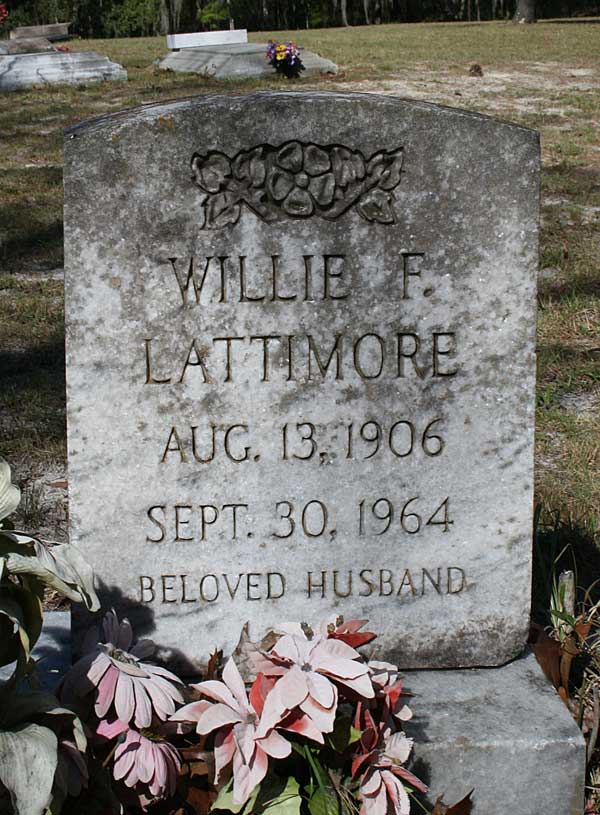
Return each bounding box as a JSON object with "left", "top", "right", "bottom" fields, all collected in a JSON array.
[
  {"left": 406, "top": 651, "right": 585, "bottom": 814},
  {"left": 158, "top": 43, "right": 338, "bottom": 79},
  {"left": 64, "top": 92, "right": 538, "bottom": 671},
  {"left": 10, "top": 22, "right": 71, "bottom": 41},
  {"left": 0, "top": 37, "right": 55, "bottom": 55},
  {"left": 166, "top": 29, "right": 248, "bottom": 49},
  {"left": 0, "top": 51, "right": 127, "bottom": 91}
]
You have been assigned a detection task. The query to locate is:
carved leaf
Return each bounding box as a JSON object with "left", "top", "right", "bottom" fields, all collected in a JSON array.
[
  {"left": 367, "top": 148, "right": 404, "bottom": 191},
  {"left": 204, "top": 192, "right": 241, "bottom": 229},
  {"left": 232, "top": 147, "right": 266, "bottom": 188},
  {"left": 378, "top": 148, "right": 404, "bottom": 191},
  {"left": 191, "top": 152, "right": 231, "bottom": 194},
  {"left": 356, "top": 189, "right": 395, "bottom": 224},
  {"left": 330, "top": 146, "right": 366, "bottom": 189}
]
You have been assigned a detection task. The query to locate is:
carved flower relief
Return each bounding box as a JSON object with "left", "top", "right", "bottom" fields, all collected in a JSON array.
[
  {"left": 191, "top": 141, "right": 404, "bottom": 228},
  {"left": 267, "top": 142, "right": 336, "bottom": 217}
]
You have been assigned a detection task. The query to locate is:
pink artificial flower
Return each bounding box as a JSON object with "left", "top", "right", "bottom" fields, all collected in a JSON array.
[
  {"left": 368, "top": 661, "right": 413, "bottom": 726},
  {"left": 360, "top": 766, "right": 412, "bottom": 815},
  {"left": 255, "top": 628, "right": 374, "bottom": 738},
  {"left": 320, "top": 617, "right": 377, "bottom": 649},
  {"left": 354, "top": 729, "right": 427, "bottom": 815},
  {"left": 99, "top": 719, "right": 181, "bottom": 810},
  {"left": 171, "top": 658, "right": 292, "bottom": 806},
  {"left": 65, "top": 610, "right": 183, "bottom": 727}
]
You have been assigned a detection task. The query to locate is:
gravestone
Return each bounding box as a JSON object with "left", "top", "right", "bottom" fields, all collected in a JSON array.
[
  {"left": 64, "top": 91, "right": 585, "bottom": 814},
  {"left": 10, "top": 22, "right": 71, "bottom": 40},
  {"left": 166, "top": 29, "right": 248, "bottom": 49},
  {"left": 65, "top": 92, "right": 537, "bottom": 671},
  {"left": 0, "top": 50, "right": 127, "bottom": 91},
  {"left": 158, "top": 43, "right": 337, "bottom": 79}
]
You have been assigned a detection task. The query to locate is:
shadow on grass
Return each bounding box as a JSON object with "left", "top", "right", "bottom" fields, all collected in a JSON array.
[
  {"left": 0, "top": 216, "right": 63, "bottom": 272},
  {"left": 541, "top": 18, "right": 600, "bottom": 24},
  {"left": 532, "top": 505, "right": 600, "bottom": 629},
  {"left": 0, "top": 338, "right": 66, "bottom": 458}
]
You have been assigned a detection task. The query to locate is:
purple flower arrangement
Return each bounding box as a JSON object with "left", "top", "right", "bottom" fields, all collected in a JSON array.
[{"left": 266, "top": 39, "right": 305, "bottom": 79}]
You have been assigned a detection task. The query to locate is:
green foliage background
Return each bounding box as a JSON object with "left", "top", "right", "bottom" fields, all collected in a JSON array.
[{"left": 1, "top": 0, "right": 599, "bottom": 38}]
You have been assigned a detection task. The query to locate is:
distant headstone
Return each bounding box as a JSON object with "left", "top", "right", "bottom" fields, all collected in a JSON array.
[
  {"left": 159, "top": 43, "right": 337, "bottom": 79},
  {"left": 0, "top": 51, "right": 127, "bottom": 91},
  {"left": 10, "top": 22, "right": 71, "bottom": 41},
  {"left": 0, "top": 37, "right": 55, "bottom": 55},
  {"left": 64, "top": 92, "right": 538, "bottom": 672},
  {"left": 166, "top": 29, "right": 247, "bottom": 49}
]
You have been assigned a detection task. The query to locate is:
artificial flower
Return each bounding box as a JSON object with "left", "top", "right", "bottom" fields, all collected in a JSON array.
[
  {"left": 359, "top": 766, "right": 412, "bottom": 815},
  {"left": 369, "top": 660, "right": 413, "bottom": 725},
  {"left": 64, "top": 609, "right": 183, "bottom": 727},
  {"left": 354, "top": 727, "right": 427, "bottom": 812},
  {"left": 255, "top": 628, "right": 374, "bottom": 738},
  {"left": 172, "top": 658, "right": 291, "bottom": 805},
  {"left": 320, "top": 616, "right": 376, "bottom": 648},
  {"left": 99, "top": 719, "right": 180, "bottom": 810}
]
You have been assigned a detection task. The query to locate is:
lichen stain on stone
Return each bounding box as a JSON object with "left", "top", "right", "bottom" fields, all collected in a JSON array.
[{"left": 158, "top": 116, "right": 175, "bottom": 130}]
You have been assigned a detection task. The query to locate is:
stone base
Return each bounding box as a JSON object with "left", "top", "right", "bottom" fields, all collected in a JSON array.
[
  {"left": 158, "top": 42, "right": 337, "bottom": 80},
  {"left": 0, "top": 51, "right": 127, "bottom": 91},
  {"left": 405, "top": 651, "right": 585, "bottom": 814},
  {"left": 4, "top": 616, "right": 585, "bottom": 813}
]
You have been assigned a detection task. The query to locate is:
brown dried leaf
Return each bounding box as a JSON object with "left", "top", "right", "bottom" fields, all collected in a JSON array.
[
  {"left": 232, "top": 622, "right": 280, "bottom": 683},
  {"left": 206, "top": 648, "right": 222, "bottom": 680},
  {"left": 531, "top": 630, "right": 562, "bottom": 689},
  {"left": 186, "top": 786, "right": 217, "bottom": 815},
  {"left": 432, "top": 790, "right": 474, "bottom": 815},
  {"left": 576, "top": 621, "right": 592, "bottom": 641}
]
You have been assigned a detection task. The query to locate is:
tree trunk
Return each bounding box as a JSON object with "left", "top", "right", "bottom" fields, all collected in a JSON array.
[
  {"left": 341, "top": 0, "right": 349, "bottom": 25},
  {"left": 364, "top": 0, "right": 371, "bottom": 23},
  {"left": 513, "top": 0, "right": 535, "bottom": 22}
]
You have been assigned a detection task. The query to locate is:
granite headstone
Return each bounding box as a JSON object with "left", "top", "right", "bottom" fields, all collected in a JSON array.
[{"left": 64, "top": 92, "right": 538, "bottom": 671}]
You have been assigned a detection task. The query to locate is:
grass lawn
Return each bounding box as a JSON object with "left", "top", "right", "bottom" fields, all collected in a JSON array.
[{"left": 0, "top": 20, "right": 599, "bottom": 547}]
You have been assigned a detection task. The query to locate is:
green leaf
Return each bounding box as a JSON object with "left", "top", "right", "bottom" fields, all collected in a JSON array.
[
  {"left": 255, "top": 775, "right": 301, "bottom": 815},
  {"left": 0, "top": 722, "right": 58, "bottom": 815},
  {"left": 213, "top": 779, "right": 259, "bottom": 814},
  {"left": 326, "top": 716, "right": 361, "bottom": 753},
  {"left": 308, "top": 787, "right": 339, "bottom": 815},
  {"left": 0, "top": 459, "right": 20, "bottom": 523},
  {"left": 0, "top": 590, "right": 34, "bottom": 668}
]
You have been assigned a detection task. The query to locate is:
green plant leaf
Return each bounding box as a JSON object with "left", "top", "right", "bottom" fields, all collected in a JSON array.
[
  {"left": 308, "top": 787, "right": 339, "bottom": 815},
  {"left": 213, "top": 779, "right": 258, "bottom": 814},
  {"left": 255, "top": 775, "right": 301, "bottom": 815},
  {"left": 326, "top": 716, "right": 361, "bottom": 752},
  {"left": 0, "top": 722, "right": 58, "bottom": 815},
  {"left": 0, "top": 591, "right": 33, "bottom": 669}
]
